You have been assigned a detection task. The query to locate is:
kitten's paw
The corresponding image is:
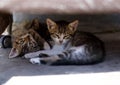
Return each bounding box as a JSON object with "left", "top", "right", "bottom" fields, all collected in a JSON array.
[{"left": 29, "top": 58, "right": 41, "bottom": 65}]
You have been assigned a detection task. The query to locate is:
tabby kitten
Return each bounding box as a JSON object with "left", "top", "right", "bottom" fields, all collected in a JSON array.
[
  {"left": 9, "top": 18, "right": 51, "bottom": 58},
  {"left": 25, "top": 18, "right": 105, "bottom": 65},
  {"left": 9, "top": 29, "right": 50, "bottom": 58}
]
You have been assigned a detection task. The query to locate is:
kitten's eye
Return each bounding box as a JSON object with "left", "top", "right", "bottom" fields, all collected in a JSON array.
[
  {"left": 54, "top": 34, "right": 60, "bottom": 38},
  {"left": 63, "top": 35, "right": 70, "bottom": 39},
  {"left": 15, "top": 41, "right": 19, "bottom": 44},
  {"left": 19, "top": 39, "right": 24, "bottom": 44}
]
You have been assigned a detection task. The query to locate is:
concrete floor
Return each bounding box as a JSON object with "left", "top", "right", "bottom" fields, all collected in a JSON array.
[{"left": 0, "top": 32, "right": 120, "bottom": 85}]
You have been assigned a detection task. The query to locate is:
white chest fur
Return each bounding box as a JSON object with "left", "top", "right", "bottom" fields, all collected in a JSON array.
[{"left": 51, "top": 44, "right": 64, "bottom": 54}]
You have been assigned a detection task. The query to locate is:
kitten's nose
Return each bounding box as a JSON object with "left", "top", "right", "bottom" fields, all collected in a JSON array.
[{"left": 59, "top": 40, "right": 63, "bottom": 43}]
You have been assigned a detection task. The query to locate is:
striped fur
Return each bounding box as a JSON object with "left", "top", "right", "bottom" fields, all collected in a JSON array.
[
  {"left": 9, "top": 29, "right": 50, "bottom": 58},
  {"left": 9, "top": 18, "right": 51, "bottom": 58},
  {"left": 26, "top": 18, "right": 105, "bottom": 65}
]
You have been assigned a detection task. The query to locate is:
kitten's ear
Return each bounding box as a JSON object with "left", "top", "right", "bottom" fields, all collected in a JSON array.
[
  {"left": 9, "top": 48, "right": 19, "bottom": 58},
  {"left": 68, "top": 20, "right": 79, "bottom": 32},
  {"left": 46, "top": 18, "right": 56, "bottom": 30}
]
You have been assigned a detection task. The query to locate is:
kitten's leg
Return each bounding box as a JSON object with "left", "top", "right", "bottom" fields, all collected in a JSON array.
[
  {"left": 29, "top": 55, "right": 61, "bottom": 65},
  {"left": 24, "top": 51, "right": 41, "bottom": 59},
  {"left": 24, "top": 50, "right": 55, "bottom": 59}
]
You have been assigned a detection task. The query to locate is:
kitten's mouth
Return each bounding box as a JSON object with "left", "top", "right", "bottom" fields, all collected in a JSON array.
[
  {"left": 59, "top": 40, "right": 66, "bottom": 45},
  {"left": 57, "top": 42, "right": 63, "bottom": 45},
  {"left": 9, "top": 48, "right": 19, "bottom": 58}
]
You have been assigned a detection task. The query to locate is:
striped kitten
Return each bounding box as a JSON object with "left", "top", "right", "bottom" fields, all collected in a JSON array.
[
  {"left": 9, "top": 18, "right": 51, "bottom": 58},
  {"left": 9, "top": 29, "right": 50, "bottom": 58},
  {"left": 25, "top": 18, "right": 105, "bottom": 65}
]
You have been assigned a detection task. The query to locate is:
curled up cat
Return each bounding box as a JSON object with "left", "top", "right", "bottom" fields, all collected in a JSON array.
[{"left": 24, "top": 18, "right": 105, "bottom": 65}]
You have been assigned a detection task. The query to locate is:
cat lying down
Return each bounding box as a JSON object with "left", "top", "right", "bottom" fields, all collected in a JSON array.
[
  {"left": 9, "top": 18, "right": 51, "bottom": 58},
  {"left": 9, "top": 29, "right": 50, "bottom": 58},
  {"left": 23, "top": 18, "right": 105, "bottom": 65}
]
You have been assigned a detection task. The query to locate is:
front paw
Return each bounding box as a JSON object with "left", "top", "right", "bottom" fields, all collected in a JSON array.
[{"left": 29, "top": 58, "right": 41, "bottom": 65}]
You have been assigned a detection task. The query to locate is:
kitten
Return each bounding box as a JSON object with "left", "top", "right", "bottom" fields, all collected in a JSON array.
[
  {"left": 9, "top": 18, "right": 51, "bottom": 58},
  {"left": 25, "top": 18, "right": 105, "bottom": 65},
  {"left": 9, "top": 29, "right": 50, "bottom": 58}
]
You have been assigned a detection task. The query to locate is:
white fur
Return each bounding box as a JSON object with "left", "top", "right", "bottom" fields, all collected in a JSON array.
[
  {"left": 44, "top": 42, "right": 51, "bottom": 50},
  {"left": 24, "top": 44, "right": 65, "bottom": 59},
  {"left": 29, "top": 58, "right": 41, "bottom": 64},
  {"left": 52, "top": 44, "right": 64, "bottom": 53},
  {"left": 24, "top": 52, "right": 40, "bottom": 58},
  {"left": 73, "top": 45, "right": 86, "bottom": 54}
]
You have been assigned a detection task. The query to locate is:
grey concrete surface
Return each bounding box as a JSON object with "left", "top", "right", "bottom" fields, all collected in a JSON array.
[{"left": 0, "top": 32, "right": 120, "bottom": 85}]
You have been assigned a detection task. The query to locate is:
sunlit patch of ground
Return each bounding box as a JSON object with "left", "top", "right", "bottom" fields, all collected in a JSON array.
[{"left": 3, "top": 72, "right": 120, "bottom": 85}]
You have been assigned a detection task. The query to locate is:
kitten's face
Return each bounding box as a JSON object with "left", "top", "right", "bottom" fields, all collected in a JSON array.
[
  {"left": 50, "top": 32, "right": 71, "bottom": 45},
  {"left": 46, "top": 18, "right": 79, "bottom": 45},
  {"left": 9, "top": 33, "right": 38, "bottom": 58}
]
